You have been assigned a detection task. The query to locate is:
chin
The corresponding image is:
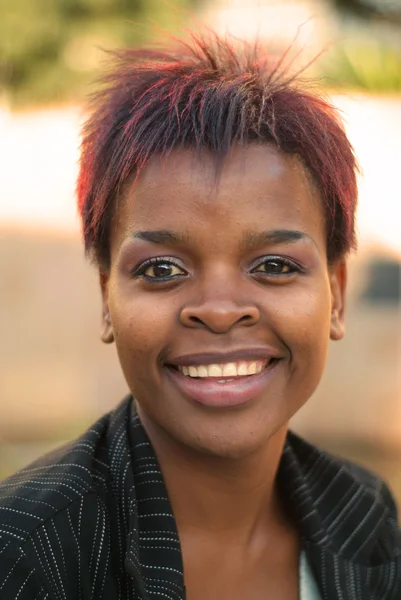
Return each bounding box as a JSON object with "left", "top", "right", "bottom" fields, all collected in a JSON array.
[
  {"left": 193, "top": 437, "right": 265, "bottom": 460},
  {"left": 171, "top": 410, "right": 290, "bottom": 460},
  {"left": 135, "top": 385, "right": 298, "bottom": 462}
]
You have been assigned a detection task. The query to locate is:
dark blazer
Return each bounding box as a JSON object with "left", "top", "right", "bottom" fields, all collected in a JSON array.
[{"left": 0, "top": 396, "right": 400, "bottom": 599}]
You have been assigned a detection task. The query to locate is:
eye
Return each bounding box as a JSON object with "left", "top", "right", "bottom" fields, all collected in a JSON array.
[
  {"left": 134, "top": 257, "right": 187, "bottom": 281},
  {"left": 251, "top": 256, "right": 301, "bottom": 277}
]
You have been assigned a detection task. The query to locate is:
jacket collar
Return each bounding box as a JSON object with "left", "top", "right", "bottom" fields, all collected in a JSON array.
[
  {"left": 278, "top": 432, "right": 401, "bottom": 600},
  {"left": 278, "top": 431, "right": 396, "bottom": 564},
  {"left": 110, "top": 397, "right": 400, "bottom": 599},
  {"left": 124, "top": 401, "right": 185, "bottom": 600}
]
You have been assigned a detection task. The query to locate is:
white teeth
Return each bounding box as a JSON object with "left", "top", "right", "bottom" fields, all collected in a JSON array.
[
  {"left": 197, "top": 366, "right": 209, "bottom": 378},
  {"left": 222, "top": 363, "right": 237, "bottom": 377},
  {"left": 248, "top": 362, "right": 257, "bottom": 375},
  {"left": 188, "top": 366, "right": 198, "bottom": 377},
  {"left": 237, "top": 362, "right": 249, "bottom": 376},
  {"left": 208, "top": 364, "right": 223, "bottom": 377},
  {"left": 177, "top": 360, "right": 267, "bottom": 378}
]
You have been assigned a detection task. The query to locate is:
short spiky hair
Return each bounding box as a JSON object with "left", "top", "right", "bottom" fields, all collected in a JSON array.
[{"left": 77, "top": 32, "right": 358, "bottom": 267}]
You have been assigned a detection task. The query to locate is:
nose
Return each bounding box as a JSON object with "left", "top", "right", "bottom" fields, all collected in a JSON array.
[{"left": 180, "top": 297, "right": 260, "bottom": 333}]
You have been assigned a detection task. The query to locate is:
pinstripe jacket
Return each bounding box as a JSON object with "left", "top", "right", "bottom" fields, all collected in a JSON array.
[{"left": 0, "top": 396, "right": 400, "bottom": 599}]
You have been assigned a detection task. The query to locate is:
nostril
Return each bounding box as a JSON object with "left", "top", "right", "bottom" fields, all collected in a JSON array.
[
  {"left": 189, "top": 316, "right": 204, "bottom": 325},
  {"left": 180, "top": 304, "right": 260, "bottom": 332}
]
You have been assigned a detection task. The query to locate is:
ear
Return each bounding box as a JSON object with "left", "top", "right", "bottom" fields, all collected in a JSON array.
[
  {"left": 329, "top": 259, "right": 347, "bottom": 341},
  {"left": 99, "top": 271, "right": 114, "bottom": 344}
]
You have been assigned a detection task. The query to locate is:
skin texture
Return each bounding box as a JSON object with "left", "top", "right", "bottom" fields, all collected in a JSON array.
[{"left": 100, "top": 144, "right": 347, "bottom": 599}]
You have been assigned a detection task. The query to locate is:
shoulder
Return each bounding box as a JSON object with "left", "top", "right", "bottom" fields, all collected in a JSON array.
[
  {"left": 0, "top": 397, "right": 134, "bottom": 550},
  {"left": 0, "top": 419, "right": 108, "bottom": 544},
  {"left": 0, "top": 397, "right": 135, "bottom": 598}
]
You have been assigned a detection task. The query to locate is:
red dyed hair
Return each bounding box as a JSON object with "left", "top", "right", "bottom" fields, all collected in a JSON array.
[{"left": 77, "top": 32, "right": 358, "bottom": 267}]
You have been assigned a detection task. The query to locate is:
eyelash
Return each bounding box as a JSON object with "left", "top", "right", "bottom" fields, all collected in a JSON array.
[
  {"left": 133, "top": 255, "right": 303, "bottom": 283},
  {"left": 133, "top": 256, "right": 187, "bottom": 281},
  {"left": 251, "top": 255, "right": 303, "bottom": 276}
]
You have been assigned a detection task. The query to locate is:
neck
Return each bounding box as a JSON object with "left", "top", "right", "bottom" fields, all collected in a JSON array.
[{"left": 138, "top": 411, "right": 289, "bottom": 548}]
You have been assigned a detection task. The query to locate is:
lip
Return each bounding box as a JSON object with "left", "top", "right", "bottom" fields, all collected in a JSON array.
[
  {"left": 167, "top": 346, "right": 283, "bottom": 367},
  {"left": 164, "top": 359, "right": 282, "bottom": 409}
]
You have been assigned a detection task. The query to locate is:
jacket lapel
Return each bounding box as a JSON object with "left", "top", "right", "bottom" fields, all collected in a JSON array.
[
  {"left": 306, "top": 543, "right": 370, "bottom": 600},
  {"left": 280, "top": 432, "right": 401, "bottom": 600},
  {"left": 126, "top": 403, "right": 186, "bottom": 600},
  {"left": 306, "top": 544, "right": 401, "bottom": 600}
]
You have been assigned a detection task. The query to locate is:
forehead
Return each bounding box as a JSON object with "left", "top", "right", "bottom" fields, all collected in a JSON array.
[{"left": 112, "top": 144, "right": 325, "bottom": 247}]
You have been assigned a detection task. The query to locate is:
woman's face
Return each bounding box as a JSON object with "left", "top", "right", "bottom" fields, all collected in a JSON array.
[{"left": 101, "top": 145, "right": 346, "bottom": 458}]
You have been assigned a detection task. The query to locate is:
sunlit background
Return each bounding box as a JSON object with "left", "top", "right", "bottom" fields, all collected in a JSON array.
[{"left": 1, "top": 0, "right": 400, "bottom": 505}]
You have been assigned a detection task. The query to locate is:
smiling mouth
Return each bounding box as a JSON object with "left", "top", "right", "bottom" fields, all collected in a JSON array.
[{"left": 168, "top": 358, "right": 279, "bottom": 383}]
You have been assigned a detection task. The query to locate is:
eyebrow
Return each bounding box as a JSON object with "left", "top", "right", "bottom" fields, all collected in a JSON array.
[
  {"left": 131, "top": 228, "right": 312, "bottom": 247},
  {"left": 243, "top": 229, "right": 311, "bottom": 247},
  {"left": 131, "top": 230, "right": 189, "bottom": 244}
]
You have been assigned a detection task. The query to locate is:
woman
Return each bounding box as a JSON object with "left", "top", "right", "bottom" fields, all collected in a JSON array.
[{"left": 0, "top": 33, "right": 400, "bottom": 599}]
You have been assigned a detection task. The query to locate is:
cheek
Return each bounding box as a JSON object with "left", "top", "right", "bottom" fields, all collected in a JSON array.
[
  {"left": 269, "top": 282, "right": 332, "bottom": 359},
  {"left": 109, "top": 284, "right": 177, "bottom": 363}
]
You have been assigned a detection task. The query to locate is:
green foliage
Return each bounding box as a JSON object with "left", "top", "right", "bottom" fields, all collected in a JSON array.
[
  {"left": 2, "top": 0, "right": 401, "bottom": 107},
  {"left": 330, "top": 0, "right": 401, "bottom": 23},
  {"left": 0, "top": 0, "right": 196, "bottom": 107},
  {"left": 321, "top": 0, "right": 401, "bottom": 93},
  {"left": 319, "top": 38, "right": 401, "bottom": 93}
]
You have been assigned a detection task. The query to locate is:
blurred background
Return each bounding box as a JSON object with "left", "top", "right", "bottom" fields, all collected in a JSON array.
[{"left": 1, "top": 0, "right": 400, "bottom": 505}]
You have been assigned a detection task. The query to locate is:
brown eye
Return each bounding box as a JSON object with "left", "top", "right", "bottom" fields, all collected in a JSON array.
[
  {"left": 252, "top": 258, "right": 299, "bottom": 276},
  {"left": 144, "top": 263, "right": 184, "bottom": 279},
  {"left": 134, "top": 258, "right": 188, "bottom": 282},
  {"left": 259, "top": 261, "right": 290, "bottom": 274}
]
